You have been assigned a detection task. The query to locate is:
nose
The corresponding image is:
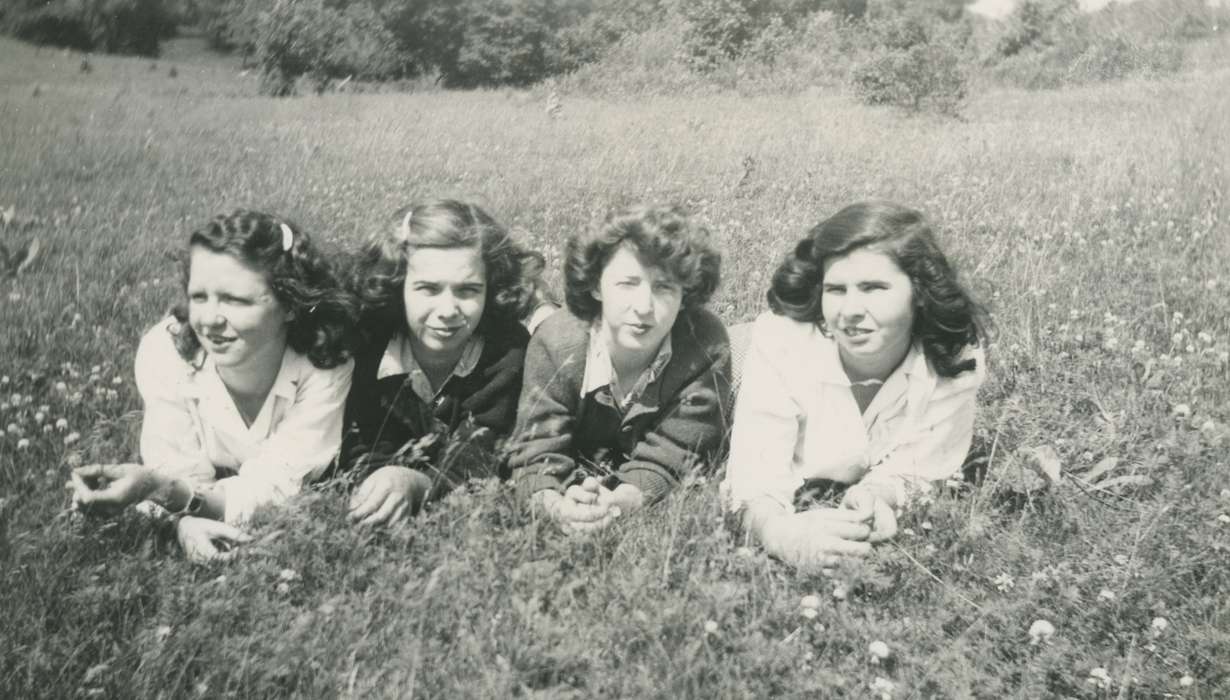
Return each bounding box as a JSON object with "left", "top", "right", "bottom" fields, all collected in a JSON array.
[
  {"left": 436, "top": 292, "right": 463, "bottom": 321},
  {"left": 198, "top": 299, "right": 226, "bottom": 328},
  {"left": 630, "top": 282, "right": 654, "bottom": 315},
  {"left": 837, "top": 291, "right": 866, "bottom": 320}
]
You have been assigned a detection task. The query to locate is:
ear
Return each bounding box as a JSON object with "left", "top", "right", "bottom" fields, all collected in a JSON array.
[{"left": 591, "top": 287, "right": 602, "bottom": 303}]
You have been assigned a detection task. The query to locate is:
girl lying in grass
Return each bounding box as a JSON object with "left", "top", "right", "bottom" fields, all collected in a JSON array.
[
  {"left": 510, "top": 205, "right": 731, "bottom": 533},
  {"left": 70, "top": 210, "right": 355, "bottom": 561},
  {"left": 339, "top": 199, "right": 548, "bottom": 527},
  {"left": 723, "top": 201, "right": 988, "bottom": 570}
]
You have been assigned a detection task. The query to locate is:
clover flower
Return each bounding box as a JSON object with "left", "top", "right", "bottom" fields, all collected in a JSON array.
[
  {"left": 1088, "top": 667, "right": 1112, "bottom": 689},
  {"left": 868, "top": 641, "right": 891, "bottom": 662},
  {"left": 993, "top": 573, "right": 1015, "bottom": 592},
  {"left": 1029, "top": 619, "right": 1055, "bottom": 645},
  {"left": 1150, "top": 617, "right": 1169, "bottom": 637},
  {"left": 703, "top": 620, "right": 719, "bottom": 635}
]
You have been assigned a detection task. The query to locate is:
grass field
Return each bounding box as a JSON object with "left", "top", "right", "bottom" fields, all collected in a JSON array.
[{"left": 2, "top": 35, "right": 1229, "bottom": 698}]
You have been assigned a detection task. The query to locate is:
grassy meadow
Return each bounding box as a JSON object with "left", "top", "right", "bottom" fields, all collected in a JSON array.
[{"left": 2, "top": 34, "right": 1230, "bottom": 698}]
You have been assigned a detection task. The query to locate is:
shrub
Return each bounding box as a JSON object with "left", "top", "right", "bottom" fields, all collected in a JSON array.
[
  {"left": 254, "top": 0, "right": 402, "bottom": 96},
  {"left": 4, "top": 0, "right": 175, "bottom": 56},
  {"left": 851, "top": 16, "right": 967, "bottom": 115}
]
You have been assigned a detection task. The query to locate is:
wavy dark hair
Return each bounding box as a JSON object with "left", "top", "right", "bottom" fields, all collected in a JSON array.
[
  {"left": 767, "top": 201, "right": 987, "bottom": 378},
  {"left": 170, "top": 210, "right": 356, "bottom": 369},
  {"left": 350, "top": 199, "right": 546, "bottom": 339},
  {"left": 565, "top": 204, "right": 721, "bottom": 322}
]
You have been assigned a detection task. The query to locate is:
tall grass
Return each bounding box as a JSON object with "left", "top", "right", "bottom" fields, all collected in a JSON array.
[{"left": 1, "top": 36, "right": 1229, "bottom": 697}]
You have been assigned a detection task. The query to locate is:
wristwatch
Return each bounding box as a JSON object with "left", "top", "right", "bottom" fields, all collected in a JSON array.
[{"left": 169, "top": 481, "right": 205, "bottom": 517}]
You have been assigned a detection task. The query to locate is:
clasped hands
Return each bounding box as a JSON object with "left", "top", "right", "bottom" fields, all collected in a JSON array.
[
  {"left": 762, "top": 484, "right": 898, "bottom": 571},
  {"left": 533, "top": 476, "right": 644, "bottom": 533}
]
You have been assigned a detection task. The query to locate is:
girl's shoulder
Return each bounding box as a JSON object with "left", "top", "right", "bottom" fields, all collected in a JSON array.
[
  {"left": 750, "top": 310, "right": 825, "bottom": 350},
  {"left": 528, "top": 309, "right": 589, "bottom": 352},
  {"left": 135, "top": 316, "right": 194, "bottom": 374}
]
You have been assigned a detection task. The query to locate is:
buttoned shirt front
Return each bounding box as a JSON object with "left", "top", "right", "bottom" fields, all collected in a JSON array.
[
  {"left": 580, "top": 323, "right": 674, "bottom": 411},
  {"left": 722, "top": 311, "right": 985, "bottom": 512},
  {"left": 135, "top": 318, "right": 353, "bottom": 524},
  {"left": 376, "top": 331, "right": 485, "bottom": 403}
]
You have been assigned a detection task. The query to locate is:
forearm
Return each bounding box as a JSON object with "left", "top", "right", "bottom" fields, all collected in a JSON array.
[{"left": 150, "top": 474, "right": 227, "bottom": 521}]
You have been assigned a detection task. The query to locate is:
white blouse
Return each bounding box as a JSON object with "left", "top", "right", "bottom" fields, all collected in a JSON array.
[
  {"left": 722, "top": 311, "right": 985, "bottom": 513},
  {"left": 134, "top": 318, "right": 354, "bottom": 524}
]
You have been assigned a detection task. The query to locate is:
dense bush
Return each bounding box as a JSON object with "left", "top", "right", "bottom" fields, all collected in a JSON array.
[
  {"left": 3, "top": 0, "right": 176, "bottom": 56},
  {"left": 987, "top": 0, "right": 1187, "bottom": 89},
  {"left": 254, "top": 0, "right": 402, "bottom": 96},
  {"left": 851, "top": 15, "right": 968, "bottom": 115}
]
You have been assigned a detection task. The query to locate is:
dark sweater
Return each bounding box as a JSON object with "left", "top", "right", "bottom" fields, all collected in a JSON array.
[
  {"left": 508, "top": 308, "right": 732, "bottom": 503},
  {"left": 336, "top": 318, "right": 529, "bottom": 488}
]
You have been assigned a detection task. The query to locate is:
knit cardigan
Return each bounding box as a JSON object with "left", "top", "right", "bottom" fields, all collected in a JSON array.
[
  {"left": 509, "top": 308, "right": 732, "bottom": 503},
  {"left": 336, "top": 318, "right": 529, "bottom": 486}
]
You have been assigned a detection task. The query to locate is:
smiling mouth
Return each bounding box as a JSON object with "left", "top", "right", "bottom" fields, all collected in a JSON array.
[
  {"left": 626, "top": 323, "right": 655, "bottom": 335},
  {"left": 428, "top": 326, "right": 465, "bottom": 337},
  {"left": 203, "top": 334, "right": 236, "bottom": 345},
  {"left": 840, "top": 327, "right": 873, "bottom": 337}
]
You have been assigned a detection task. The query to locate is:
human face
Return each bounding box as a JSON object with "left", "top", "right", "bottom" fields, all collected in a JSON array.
[
  {"left": 402, "top": 246, "right": 486, "bottom": 363},
  {"left": 187, "top": 247, "right": 290, "bottom": 371},
  {"left": 593, "top": 244, "right": 682, "bottom": 360},
  {"left": 820, "top": 248, "right": 915, "bottom": 380}
]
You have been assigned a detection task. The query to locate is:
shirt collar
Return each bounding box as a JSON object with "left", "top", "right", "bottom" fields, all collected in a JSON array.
[
  {"left": 816, "top": 330, "right": 925, "bottom": 386},
  {"left": 180, "top": 344, "right": 302, "bottom": 401},
  {"left": 377, "top": 331, "right": 485, "bottom": 402},
  {"left": 581, "top": 323, "right": 674, "bottom": 405}
]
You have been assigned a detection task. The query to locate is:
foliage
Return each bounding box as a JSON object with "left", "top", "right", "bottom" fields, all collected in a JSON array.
[
  {"left": 253, "top": 0, "right": 402, "bottom": 96},
  {"left": 850, "top": 15, "right": 968, "bottom": 115},
  {"left": 2, "top": 0, "right": 176, "bottom": 56}
]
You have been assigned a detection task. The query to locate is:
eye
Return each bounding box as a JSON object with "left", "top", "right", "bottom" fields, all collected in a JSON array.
[
  {"left": 412, "top": 283, "right": 440, "bottom": 295},
  {"left": 616, "top": 280, "right": 638, "bottom": 288},
  {"left": 222, "top": 294, "right": 252, "bottom": 305},
  {"left": 455, "top": 285, "right": 485, "bottom": 298},
  {"left": 822, "top": 285, "right": 845, "bottom": 295},
  {"left": 653, "top": 280, "right": 679, "bottom": 293},
  {"left": 859, "top": 282, "right": 887, "bottom": 293}
]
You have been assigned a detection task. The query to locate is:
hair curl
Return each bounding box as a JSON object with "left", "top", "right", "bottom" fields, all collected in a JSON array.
[
  {"left": 349, "top": 199, "right": 546, "bottom": 339},
  {"left": 170, "top": 209, "right": 357, "bottom": 369},
  {"left": 564, "top": 204, "right": 721, "bottom": 322},
  {"left": 767, "top": 200, "right": 987, "bottom": 378}
]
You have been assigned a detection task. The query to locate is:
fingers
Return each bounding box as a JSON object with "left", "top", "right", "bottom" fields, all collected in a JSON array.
[
  {"left": 564, "top": 484, "right": 599, "bottom": 505},
  {"left": 555, "top": 498, "right": 610, "bottom": 524},
  {"left": 823, "top": 520, "right": 874, "bottom": 542},
  {"left": 201, "top": 520, "right": 253, "bottom": 544},
  {"left": 801, "top": 506, "right": 873, "bottom": 525},
  {"left": 869, "top": 498, "right": 898, "bottom": 543},
  {"left": 348, "top": 478, "right": 386, "bottom": 523},
  {"left": 359, "top": 493, "right": 402, "bottom": 527},
  {"left": 579, "top": 476, "right": 600, "bottom": 492}
]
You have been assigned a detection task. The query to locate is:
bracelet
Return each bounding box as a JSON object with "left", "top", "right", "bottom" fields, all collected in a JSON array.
[{"left": 167, "top": 479, "right": 205, "bottom": 517}]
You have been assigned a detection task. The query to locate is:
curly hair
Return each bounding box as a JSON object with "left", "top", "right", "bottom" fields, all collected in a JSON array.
[
  {"left": 349, "top": 199, "right": 546, "bottom": 339},
  {"left": 169, "top": 210, "right": 356, "bottom": 369},
  {"left": 767, "top": 201, "right": 987, "bottom": 378},
  {"left": 564, "top": 204, "right": 721, "bottom": 322}
]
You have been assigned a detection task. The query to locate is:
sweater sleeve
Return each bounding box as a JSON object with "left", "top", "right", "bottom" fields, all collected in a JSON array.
[
  {"left": 507, "top": 326, "right": 584, "bottom": 499},
  {"left": 617, "top": 314, "right": 732, "bottom": 504}
]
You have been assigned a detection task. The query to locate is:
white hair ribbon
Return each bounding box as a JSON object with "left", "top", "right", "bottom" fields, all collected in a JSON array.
[
  {"left": 399, "top": 209, "right": 414, "bottom": 241},
  {"left": 280, "top": 223, "right": 294, "bottom": 252}
]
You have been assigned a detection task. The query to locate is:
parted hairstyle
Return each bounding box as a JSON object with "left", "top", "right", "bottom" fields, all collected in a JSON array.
[
  {"left": 170, "top": 209, "right": 357, "bottom": 369},
  {"left": 564, "top": 204, "right": 721, "bottom": 321},
  {"left": 350, "top": 198, "right": 546, "bottom": 337},
  {"left": 767, "top": 201, "right": 987, "bottom": 378}
]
